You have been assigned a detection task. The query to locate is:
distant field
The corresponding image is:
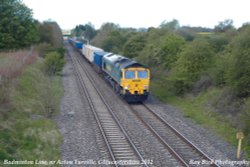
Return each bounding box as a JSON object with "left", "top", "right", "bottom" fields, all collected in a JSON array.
[{"left": 196, "top": 32, "right": 215, "bottom": 36}]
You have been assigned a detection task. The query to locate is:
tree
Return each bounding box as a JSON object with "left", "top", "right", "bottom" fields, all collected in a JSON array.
[
  {"left": 72, "top": 25, "right": 85, "bottom": 37},
  {"left": 159, "top": 33, "right": 185, "bottom": 68},
  {"left": 91, "top": 23, "right": 119, "bottom": 47},
  {"left": 208, "top": 34, "right": 229, "bottom": 52},
  {"left": 71, "top": 23, "right": 96, "bottom": 42},
  {"left": 170, "top": 39, "right": 214, "bottom": 94},
  {"left": 177, "top": 27, "right": 196, "bottom": 41},
  {"left": 0, "top": 0, "right": 39, "bottom": 50},
  {"left": 38, "top": 21, "right": 63, "bottom": 49},
  {"left": 101, "top": 30, "right": 125, "bottom": 53},
  {"left": 214, "top": 19, "right": 235, "bottom": 33},
  {"left": 160, "top": 19, "right": 180, "bottom": 30},
  {"left": 83, "top": 23, "right": 96, "bottom": 41},
  {"left": 227, "top": 26, "right": 250, "bottom": 97},
  {"left": 135, "top": 28, "right": 172, "bottom": 67},
  {"left": 123, "top": 33, "right": 146, "bottom": 58}
]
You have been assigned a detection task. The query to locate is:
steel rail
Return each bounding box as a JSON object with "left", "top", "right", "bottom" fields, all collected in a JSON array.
[
  {"left": 70, "top": 45, "right": 149, "bottom": 167},
  {"left": 142, "top": 104, "right": 220, "bottom": 167},
  {"left": 68, "top": 48, "right": 118, "bottom": 167}
]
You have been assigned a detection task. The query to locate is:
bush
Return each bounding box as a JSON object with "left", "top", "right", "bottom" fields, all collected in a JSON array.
[
  {"left": 38, "top": 21, "right": 63, "bottom": 48},
  {"left": 169, "top": 39, "right": 214, "bottom": 94},
  {"left": 208, "top": 34, "right": 229, "bottom": 52},
  {"left": 227, "top": 27, "right": 250, "bottom": 97},
  {"left": 210, "top": 50, "right": 233, "bottom": 87},
  {"left": 44, "top": 52, "right": 65, "bottom": 75},
  {"left": 35, "top": 43, "right": 53, "bottom": 57},
  {"left": 192, "top": 75, "right": 213, "bottom": 94},
  {"left": 159, "top": 33, "right": 185, "bottom": 69},
  {"left": 123, "top": 34, "right": 146, "bottom": 58},
  {"left": 56, "top": 47, "right": 66, "bottom": 58},
  {"left": 169, "top": 39, "right": 213, "bottom": 94}
]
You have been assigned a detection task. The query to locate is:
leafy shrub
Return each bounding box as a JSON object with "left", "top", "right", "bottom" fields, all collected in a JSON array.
[
  {"left": 136, "top": 43, "right": 162, "bottom": 67},
  {"left": 159, "top": 33, "right": 185, "bottom": 69},
  {"left": 56, "top": 47, "right": 66, "bottom": 58},
  {"left": 227, "top": 26, "right": 250, "bottom": 97},
  {"left": 211, "top": 50, "right": 233, "bottom": 87},
  {"left": 170, "top": 39, "right": 214, "bottom": 94},
  {"left": 192, "top": 75, "right": 213, "bottom": 94},
  {"left": 35, "top": 43, "right": 53, "bottom": 57},
  {"left": 91, "top": 23, "right": 120, "bottom": 48},
  {"left": 101, "top": 30, "right": 126, "bottom": 53},
  {"left": 123, "top": 34, "right": 146, "bottom": 58},
  {"left": 38, "top": 21, "right": 63, "bottom": 48},
  {"left": 44, "top": 52, "right": 65, "bottom": 75},
  {"left": 208, "top": 34, "right": 229, "bottom": 52}
]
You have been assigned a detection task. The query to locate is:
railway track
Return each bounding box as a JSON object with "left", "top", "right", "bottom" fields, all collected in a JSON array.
[
  {"left": 129, "top": 103, "right": 220, "bottom": 167},
  {"left": 68, "top": 46, "right": 149, "bottom": 167},
  {"left": 67, "top": 43, "right": 222, "bottom": 167}
]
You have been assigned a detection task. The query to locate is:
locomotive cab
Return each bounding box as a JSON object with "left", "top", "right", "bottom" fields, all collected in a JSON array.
[
  {"left": 102, "top": 53, "right": 150, "bottom": 102},
  {"left": 120, "top": 65, "right": 150, "bottom": 102}
]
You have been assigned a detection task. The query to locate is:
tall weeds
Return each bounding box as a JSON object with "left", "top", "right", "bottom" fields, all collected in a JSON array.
[{"left": 0, "top": 48, "right": 38, "bottom": 114}]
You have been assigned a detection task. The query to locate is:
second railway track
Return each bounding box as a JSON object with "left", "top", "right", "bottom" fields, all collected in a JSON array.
[{"left": 129, "top": 103, "right": 220, "bottom": 167}]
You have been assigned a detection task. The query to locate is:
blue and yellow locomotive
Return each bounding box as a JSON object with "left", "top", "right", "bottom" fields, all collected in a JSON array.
[
  {"left": 69, "top": 38, "right": 150, "bottom": 102},
  {"left": 102, "top": 53, "right": 150, "bottom": 102}
]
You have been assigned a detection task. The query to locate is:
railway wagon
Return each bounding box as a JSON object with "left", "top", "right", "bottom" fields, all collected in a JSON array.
[
  {"left": 69, "top": 38, "right": 83, "bottom": 49},
  {"left": 82, "top": 45, "right": 103, "bottom": 63},
  {"left": 93, "top": 51, "right": 108, "bottom": 73},
  {"left": 102, "top": 54, "right": 150, "bottom": 102}
]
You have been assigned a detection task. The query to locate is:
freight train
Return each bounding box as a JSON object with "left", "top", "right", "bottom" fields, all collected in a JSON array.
[{"left": 69, "top": 38, "right": 150, "bottom": 102}]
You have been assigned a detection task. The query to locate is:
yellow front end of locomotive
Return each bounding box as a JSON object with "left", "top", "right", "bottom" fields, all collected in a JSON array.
[{"left": 120, "top": 67, "right": 150, "bottom": 95}]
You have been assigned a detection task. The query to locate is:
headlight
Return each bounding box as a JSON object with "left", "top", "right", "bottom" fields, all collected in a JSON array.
[
  {"left": 124, "top": 85, "right": 130, "bottom": 90},
  {"left": 144, "top": 85, "right": 149, "bottom": 89}
]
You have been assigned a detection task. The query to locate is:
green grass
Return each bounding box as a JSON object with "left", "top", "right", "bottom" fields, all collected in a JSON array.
[
  {"left": 150, "top": 80, "right": 250, "bottom": 159},
  {"left": 0, "top": 58, "right": 63, "bottom": 166}
]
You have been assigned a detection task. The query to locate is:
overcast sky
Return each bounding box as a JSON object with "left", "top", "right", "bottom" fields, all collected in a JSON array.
[{"left": 22, "top": 0, "right": 250, "bottom": 30}]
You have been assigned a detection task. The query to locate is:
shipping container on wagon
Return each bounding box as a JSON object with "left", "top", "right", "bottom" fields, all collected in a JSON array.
[
  {"left": 68, "top": 38, "right": 83, "bottom": 49},
  {"left": 83, "top": 45, "right": 103, "bottom": 63},
  {"left": 75, "top": 41, "right": 83, "bottom": 49},
  {"left": 93, "top": 51, "right": 108, "bottom": 68}
]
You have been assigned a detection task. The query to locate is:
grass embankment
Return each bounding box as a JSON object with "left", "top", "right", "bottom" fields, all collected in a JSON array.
[
  {"left": 150, "top": 80, "right": 250, "bottom": 159},
  {"left": 0, "top": 50, "right": 63, "bottom": 166}
]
